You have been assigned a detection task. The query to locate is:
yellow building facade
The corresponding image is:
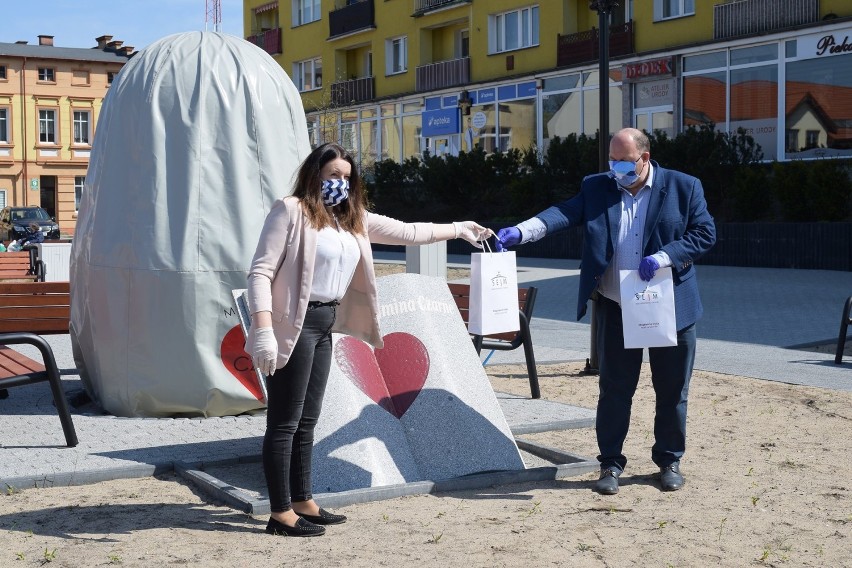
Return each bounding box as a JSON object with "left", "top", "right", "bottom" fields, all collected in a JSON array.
[
  {"left": 0, "top": 35, "right": 133, "bottom": 236},
  {"left": 244, "top": 0, "right": 852, "bottom": 166}
]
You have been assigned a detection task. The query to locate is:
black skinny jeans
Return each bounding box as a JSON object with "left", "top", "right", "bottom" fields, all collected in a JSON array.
[{"left": 262, "top": 304, "right": 335, "bottom": 513}]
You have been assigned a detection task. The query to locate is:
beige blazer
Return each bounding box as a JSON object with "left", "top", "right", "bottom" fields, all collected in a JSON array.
[{"left": 247, "top": 196, "right": 441, "bottom": 369}]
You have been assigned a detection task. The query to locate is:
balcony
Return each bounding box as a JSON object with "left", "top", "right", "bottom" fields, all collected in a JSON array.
[
  {"left": 413, "top": 0, "right": 472, "bottom": 17},
  {"left": 331, "top": 76, "right": 375, "bottom": 106},
  {"left": 415, "top": 57, "right": 470, "bottom": 92},
  {"left": 557, "top": 21, "right": 633, "bottom": 67},
  {"left": 714, "top": 0, "right": 819, "bottom": 40},
  {"left": 247, "top": 28, "right": 281, "bottom": 55},
  {"left": 329, "top": 0, "right": 375, "bottom": 39}
]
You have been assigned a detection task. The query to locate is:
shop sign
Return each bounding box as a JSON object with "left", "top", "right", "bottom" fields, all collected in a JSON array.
[
  {"left": 625, "top": 57, "right": 674, "bottom": 79},
  {"left": 477, "top": 88, "right": 495, "bottom": 104},
  {"left": 799, "top": 28, "right": 852, "bottom": 58},
  {"left": 471, "top": 111, "right": 487, "bottom": 130},
  {"left": 30, "top": 178, "right": 39, "bottom": 191},
  {"left": 422, "top": 108, "right": 460, "bottom": 137}
]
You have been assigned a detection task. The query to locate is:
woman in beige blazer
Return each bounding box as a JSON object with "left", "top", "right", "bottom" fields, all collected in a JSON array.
[{"left": 246, "top": 143, "right": 491, "bottom": 537}]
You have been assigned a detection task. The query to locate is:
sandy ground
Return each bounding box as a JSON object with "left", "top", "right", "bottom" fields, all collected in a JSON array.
[{"left": 2, "top": 264, "right": 851, "bottom": 567}]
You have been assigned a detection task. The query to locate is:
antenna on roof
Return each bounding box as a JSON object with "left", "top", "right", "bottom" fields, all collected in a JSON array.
[{"left": 205, "top": 0, "right": 222, "bottom": 32}]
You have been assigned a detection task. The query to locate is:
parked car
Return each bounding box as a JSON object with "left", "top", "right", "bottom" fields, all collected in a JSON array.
[{"left": 0, "top": 206, "right": 61, "bottom": 241}]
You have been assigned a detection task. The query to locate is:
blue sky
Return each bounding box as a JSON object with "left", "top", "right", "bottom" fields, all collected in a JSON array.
[{"left": 4, "top": 0, "right": 244, "bottom": 51}]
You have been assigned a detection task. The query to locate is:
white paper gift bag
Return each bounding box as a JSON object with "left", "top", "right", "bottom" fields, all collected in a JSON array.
[
  {"left": 618, "top": 267, "right": 677, "bottom": 348},
  {"left": 469, "top": 248, "right": 520, "bottom": 336}
]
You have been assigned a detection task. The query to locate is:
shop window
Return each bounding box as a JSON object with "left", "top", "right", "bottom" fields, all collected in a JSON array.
[{"left": 785, "top": 56, "right": 852, "bottom": 159}]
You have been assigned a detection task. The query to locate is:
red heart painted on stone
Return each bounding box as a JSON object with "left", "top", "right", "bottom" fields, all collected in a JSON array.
[
  {"left": 220, "top": 324, "right": 264, "bottom": 401},
  {"left": 335, "top": 332, "right": 430, "bottom": 419}
]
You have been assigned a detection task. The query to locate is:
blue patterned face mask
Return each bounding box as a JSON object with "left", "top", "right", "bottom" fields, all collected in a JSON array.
[
  {"left": 321, "top": 179, "right": 349, "bottom": 206},
  {"left": 608, "top": 157, "right": 643, "bottom": 186}
]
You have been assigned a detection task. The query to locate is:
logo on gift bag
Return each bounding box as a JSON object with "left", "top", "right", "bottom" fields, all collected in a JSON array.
[
  {"left": 490, "top": 272, "right": 509, "bottom": 290},
  {"left": 634, "top": 289, "right": 660, "bottom": 303}
]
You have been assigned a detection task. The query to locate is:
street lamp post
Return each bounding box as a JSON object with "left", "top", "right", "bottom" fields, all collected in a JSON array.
[{"left": 584, "top": 0, "right": 620, "bottom": 375}]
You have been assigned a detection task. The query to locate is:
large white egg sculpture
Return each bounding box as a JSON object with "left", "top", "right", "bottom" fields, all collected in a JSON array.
[{"left": 70, "top": 32, "right": 310, "bottom": 417}]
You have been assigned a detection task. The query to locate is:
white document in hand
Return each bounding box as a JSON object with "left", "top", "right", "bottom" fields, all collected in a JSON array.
[{"left": 618, "top": 267, "right": 677, "bottom": 349}]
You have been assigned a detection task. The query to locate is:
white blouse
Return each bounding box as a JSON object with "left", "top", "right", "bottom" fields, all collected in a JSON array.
[{"left": 309, "top": 222, "right": 360, "bottom": 302}]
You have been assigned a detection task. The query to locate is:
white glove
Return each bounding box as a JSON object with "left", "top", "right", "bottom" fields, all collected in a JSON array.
[
  {"left": 246, "top": 326, "right": 278, "bottom": 376},
  {"left": 453, "top": 221, "right": 494, "bottom": 249}
]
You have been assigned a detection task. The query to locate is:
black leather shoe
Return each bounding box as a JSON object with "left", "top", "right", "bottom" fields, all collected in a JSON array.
[
  {"left": 594, "top": 468, "right": 620, "bottom": 495},
  {"left": 295, "top": 508, "right": 347, "bottom": 525},
  {"left": 660, "top": 463, "right": 684, "bottom": 491},
  {"left": 265, "top": 516, "right": 326, "bottom": 537}
]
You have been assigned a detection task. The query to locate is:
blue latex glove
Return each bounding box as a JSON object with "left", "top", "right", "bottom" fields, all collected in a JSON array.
[
  {"left": 638, "top": 256, "right": 660, "bottom": 281},
  {"left": 494, "top": 227, "right": 521, "bottom": 252}
]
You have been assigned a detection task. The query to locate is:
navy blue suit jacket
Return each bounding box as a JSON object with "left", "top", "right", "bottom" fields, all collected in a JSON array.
[{"left": 536, "top": 161, "right": 716, "bottom": 331}]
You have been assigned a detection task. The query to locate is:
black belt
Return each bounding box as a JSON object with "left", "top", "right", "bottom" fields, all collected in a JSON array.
[{"left": 308, "top": 299, "right": 340, "bottom": 309}]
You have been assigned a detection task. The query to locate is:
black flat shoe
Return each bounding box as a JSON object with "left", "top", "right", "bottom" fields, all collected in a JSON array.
[
  {"left": 295, "top": 508, "right": 347, "bottom": 525},
  {"left": 265, "top": 516, "right": 326, "bottom": 537}
]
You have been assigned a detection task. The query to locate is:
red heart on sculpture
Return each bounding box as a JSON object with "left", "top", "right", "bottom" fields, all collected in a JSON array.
[
  {"left": 335, "top": 332, "right": 430, "bottom": 419},
  {"left": 220, "top": 324, "right": 264, "bottom": 401}
]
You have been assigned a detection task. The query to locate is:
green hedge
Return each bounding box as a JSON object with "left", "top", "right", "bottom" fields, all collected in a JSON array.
[{"left": 366, "top": 125, "right": 852, "bottom": 224}]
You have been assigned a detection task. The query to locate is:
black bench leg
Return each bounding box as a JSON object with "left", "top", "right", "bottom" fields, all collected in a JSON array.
[
  {"left": 472, "top": 334, "right": 484, "bottom": 355},
  {"left": 836, "top": 296, "right": 852, "bottom": 365},
  {"left": 519, "top": 315, "right": 540, "bottom": 399},
  {"left": 32, "top": 336, "right": 78, "bottom": 447}
]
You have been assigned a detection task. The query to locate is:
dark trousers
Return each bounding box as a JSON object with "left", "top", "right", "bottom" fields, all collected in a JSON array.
[
  {"left": 595, "top": 295, "right": 696, "bottom": 473},
  {"left": 262, "top": 305, "right": 335, "bottom": 513}
]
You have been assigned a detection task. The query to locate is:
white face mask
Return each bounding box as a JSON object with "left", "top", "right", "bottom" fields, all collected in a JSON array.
[
  {"left": 321, "top": 179, "right": 349, "bottom": 206},
  {"left": 608, "top": 157, "right": 643, "bottom": 186}
]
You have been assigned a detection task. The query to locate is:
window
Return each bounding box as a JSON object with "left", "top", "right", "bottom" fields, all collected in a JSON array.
[
  {"left": 38, "top": 67, "right": 55, "bottom": 82},
  {"left": 654, "top": 0, "right": 695, "bottom": 21},
  {"left": 293, "top": 58, "right": 322, "bottom": 91},
  {"left": 0, "top": 108, "right": 7, "bottom": 143},
  {"left": 107, "top": 71, "right": 116, "bottom": 84},
  {"left": 385, "top": 36, "right": 407, "bottom": 75},
  {"left": 456, "top": 29, "right": 470, "bottom": 59},
  {"left": 75, "top": 176, "right": 85, "bottom": 212},
  {"left": 785, "top": 129, "right": 799, "bottom": 152},
  {"left": 0, "top": 65, "right": 6, "bottom": 80},
  {"left": 786, "top": 55, "right": 852, "bottom": 158},
  {"left": 805, "top": 130, "right": 820, "bottom": 149},
  {"left": 490, "top": 5, "right": 539, "bottom": 53},
  {"left": 73, "top": 111, "right": 90, "bottom": 145},
  {"left": 293, "top": 0, "right": 321, "bottom": 26},
  {"left": 38, "top": 109, "right": 56, "bottom": 144}
]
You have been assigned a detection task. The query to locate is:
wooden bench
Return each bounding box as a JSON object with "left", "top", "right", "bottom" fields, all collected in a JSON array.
[
  {"left": 0, "top": 281, "right": 77, "bottom": 447},
  {"left": 447, "top": 283, "right": 540, "bottom": 399},
  {"left": 0, "top": 250, "right": 43, "bottom": 282}
]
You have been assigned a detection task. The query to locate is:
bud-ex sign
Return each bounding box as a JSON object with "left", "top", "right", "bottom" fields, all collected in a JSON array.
[{"left": 422, "top": 108, "right": 460, "bottom": 137}]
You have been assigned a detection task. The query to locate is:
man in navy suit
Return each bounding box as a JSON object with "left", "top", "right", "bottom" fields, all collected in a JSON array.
[{"left": 496, "top": 128, "right": 716, "bottom": 494}]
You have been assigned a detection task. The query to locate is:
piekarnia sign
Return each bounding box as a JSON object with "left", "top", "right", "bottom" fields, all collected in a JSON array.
[{"left": 798, "top": 28, "right": 852, "bottom": 59}]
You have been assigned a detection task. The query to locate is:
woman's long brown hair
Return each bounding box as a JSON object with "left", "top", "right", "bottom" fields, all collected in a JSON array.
[{"left": 292, "top": 143, "right": 366, "bottom": 235}]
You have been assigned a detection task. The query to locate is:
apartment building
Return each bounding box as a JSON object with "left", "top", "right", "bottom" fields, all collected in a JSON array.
[
  {"left": 244, "top": 0, "right": 852, "bottom": 167},
  {"left": 0, "top": 35, "right": 134, "bottom": 235}
]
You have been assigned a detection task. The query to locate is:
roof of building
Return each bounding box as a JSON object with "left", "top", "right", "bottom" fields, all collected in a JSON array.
[{"left": 0, "top": 41, "right": 134, "bottom": 62}]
